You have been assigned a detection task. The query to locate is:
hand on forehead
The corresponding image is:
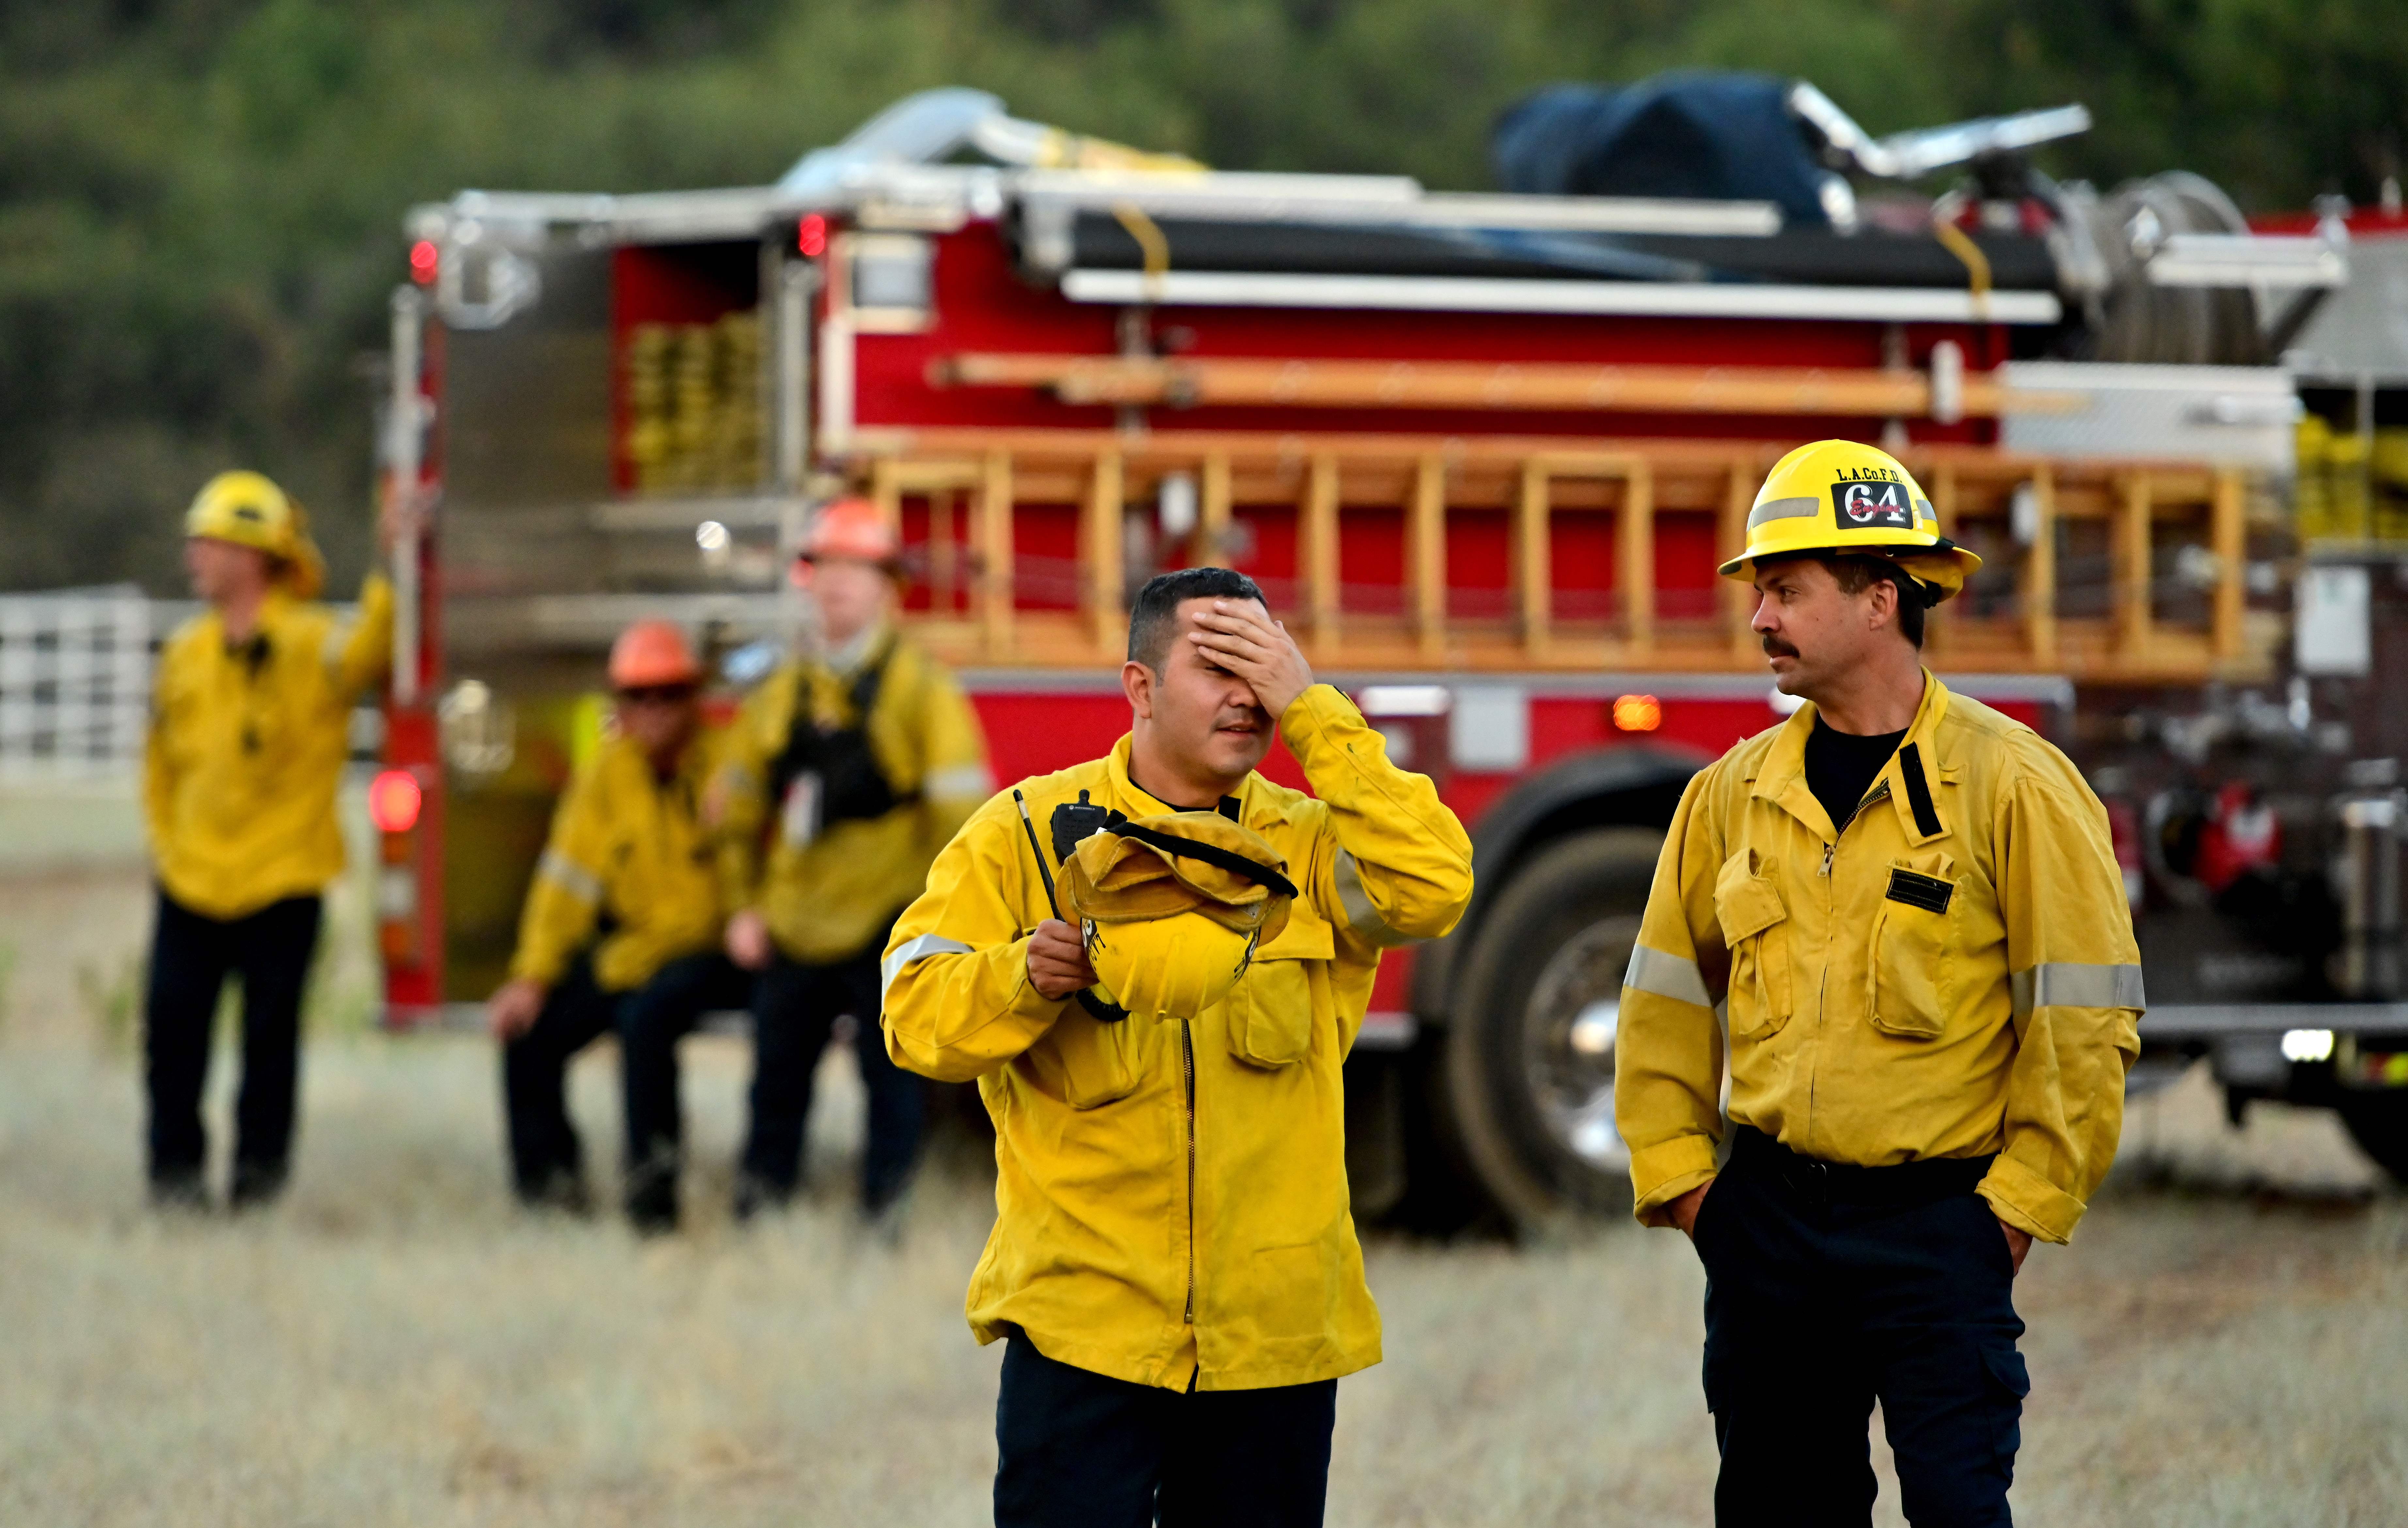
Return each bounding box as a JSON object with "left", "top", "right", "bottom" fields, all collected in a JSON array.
[{"left": 1185, "top": 597, "right": 1277, "bottom": 658}]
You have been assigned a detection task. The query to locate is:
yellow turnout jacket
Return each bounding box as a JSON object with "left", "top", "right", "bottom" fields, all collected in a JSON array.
[
  {"left": 1615, "top": 672, "right": 2144, "bottom": 1245},
  {"left": 146, "top": 574, "right": 393, "bottom": 919},
  {"left": 882, "top": 685, "right": 1474, "bottom": 1391},
  {"left": 714, "top": 626, "right": 991, "bottom": 965},
  {"left": 508, "top": 729, "right": 727, "bottom": 994}
]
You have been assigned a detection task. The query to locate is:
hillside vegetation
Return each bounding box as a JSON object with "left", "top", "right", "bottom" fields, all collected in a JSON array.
[{"left": 2, "top": 0, "right": 2402, "bottom": 592}]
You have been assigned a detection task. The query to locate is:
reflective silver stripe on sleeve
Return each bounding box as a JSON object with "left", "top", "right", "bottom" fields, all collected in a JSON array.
[
  {"left": 923, "top": 761, "right": 994, "bottom": 801},
  {"left": 1747, "top": 495, "right": 1821, "bottom": 530},
  {"left": 1716, "top": 999, "right": 1733, "bottom": 1132},
  {"left": 320, "top": 623, "right": 351, "bottom": 669},
  {"left": 535, "top": 849, "right": 603, "bottom": 904},
  {"left": 1624, "top": 943, "right": 1716, "bottom": 1009},
  {"left": 2011, "top": 962, "right": 2147, "bottom": 1017},
  {"left": 1333, "top": 848, "right": 1418, "bottom": 947},
  {"left": 881, "top": 933, "right": 974, "bottom": 999}
]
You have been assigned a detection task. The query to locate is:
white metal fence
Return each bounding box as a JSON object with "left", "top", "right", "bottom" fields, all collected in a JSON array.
[{"left": 0, "top": 585, "right": 153, "bottom": 782}]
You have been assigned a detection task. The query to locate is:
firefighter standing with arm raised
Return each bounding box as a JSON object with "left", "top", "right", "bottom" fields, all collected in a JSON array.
[
  {"left": 1614, "top": 441, "right": 2145, "bottom": 1526},
  {"left": 487, "top": 620, "right": 750, "bottom": 1229},
  {"left": 144, "top": 471, "right": 393, "bottom": 1209},
  {"left": 713, "top": 498, "right": 992, "bottom": 1222},
  {"left": 881, "top": 568, "right": 1475, "bottom": 1527}
]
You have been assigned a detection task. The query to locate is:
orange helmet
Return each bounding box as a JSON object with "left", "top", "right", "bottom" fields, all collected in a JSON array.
[
  {"left": 800, "top": 496, "right": 901, "bottom": 567},
  {"left": 607, "top": 619, "right": 702, "bottom": 690}
]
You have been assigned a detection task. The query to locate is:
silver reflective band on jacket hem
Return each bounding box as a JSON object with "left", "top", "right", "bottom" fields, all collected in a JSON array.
[
  {"left": 1624, "top": 943, "right": 1717, "bottom": 1009},
  {"left": 535, "top": 849, "right": 603, "bottom": 904},
  {"left": 1747, "top": 495, "right": 1821, "bottom": 530},
  {"left": 1334, "top": 848, "right": 1418, "bottom": 946},
  {"left": 2011, "top": 961, "right": 2147, "bottom": 1017},
  {"left": 881, "top": 933, "right": 974, "bottom": 998},
  {"left": 924, "top": 761, "right": 994, "bottom": 801}
]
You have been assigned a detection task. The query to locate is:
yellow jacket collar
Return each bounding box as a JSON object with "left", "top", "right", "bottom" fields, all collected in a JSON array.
[
  {"left": 207, "top": 587, "right": 297, "bottom": 649},
  {"left": 1105, "top": 734, "right": 1253, "bottom": 822},
  {"left": 1751, "top": 670, "right": 1954, "bottom": 844},
  {"left": 821, "top": 618, "right": 891, "bottom": 678},
  {"left": 604, "top": 725, "right": 712, "bottom": 790},
  {"left": 1876, "top": 671, "right": 1954, "bottom": 846}
]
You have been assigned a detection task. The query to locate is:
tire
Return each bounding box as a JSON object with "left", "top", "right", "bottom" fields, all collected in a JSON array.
[
  {"left": 1442, "top": 828, "right": 1664, "bottom": 1232},
  {"left": 2336, "top": 1092, "right": 2408, "bottom": 1185}
]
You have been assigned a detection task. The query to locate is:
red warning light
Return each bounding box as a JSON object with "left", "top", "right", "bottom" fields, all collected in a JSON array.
[
  {"left": 408, "top": 239, "right": 439, "bottom": 284},
  {"left": 368, "top": 769, "right": 423, "bottom": 834},
  {"left": 1611, "top": 694, "right": 1663, "bottom": 732},
  {"left": 797, "top": 214, "right": 829, "bottom": 259}
]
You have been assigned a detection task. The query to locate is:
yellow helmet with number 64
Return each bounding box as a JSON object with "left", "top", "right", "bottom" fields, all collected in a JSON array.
[{"left": 1718, "top": 440, "right": 1982, "bottom": 604}]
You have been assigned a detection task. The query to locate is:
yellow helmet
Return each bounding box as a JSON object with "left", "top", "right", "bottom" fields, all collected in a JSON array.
[
  {"left": 1719, "top": 440, "right": 1982, "bottom": 603},
  {"left": 1060, "top": 811, "right": 1297, "bottom": 1020},
  {"left": 185, "top": 470, "right": 326, "bottom": 597},
  {"left": 1081, "top": 916, "right": 1259, "bottom": 1021}
]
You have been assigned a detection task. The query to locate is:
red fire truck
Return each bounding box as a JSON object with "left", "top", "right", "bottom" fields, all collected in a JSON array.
[{"left": 371, "top": 83, "right": 2408, "bottom": 1227}]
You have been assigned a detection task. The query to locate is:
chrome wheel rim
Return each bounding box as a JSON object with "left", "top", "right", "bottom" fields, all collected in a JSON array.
[{"left": 1521, "top": 913, "right": 1640, "bottom": 1177}]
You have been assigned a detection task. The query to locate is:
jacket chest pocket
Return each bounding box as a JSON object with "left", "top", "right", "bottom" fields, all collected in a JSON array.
[
  {"left": 1870, "top": 853, "right": 1957, "bottom": 1040},
  {"left": 1028, "top": 1001, "right": 1154, "bottom": 1110},
  {"left": 1714, "top": 849, "right": 1793, "bottom": 1037},
  {"left": 1224, "top": 914, "right": 1335, "bottom": 1069}
]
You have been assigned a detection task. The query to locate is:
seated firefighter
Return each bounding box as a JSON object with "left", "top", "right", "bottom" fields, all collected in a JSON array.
[
  {"left": 712, "top": 497, "right": 992, "bottom": 1221},
  {"left": 486, "top": 620, "right": 752, "bottom": 1229},
  {"left": 881, "top": 567, "right": 1476, "bottom": 1527}
]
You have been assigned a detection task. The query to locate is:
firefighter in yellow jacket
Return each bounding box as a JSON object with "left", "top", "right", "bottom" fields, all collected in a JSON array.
[
  {"left": 882, "top": 567, "right": 1474, "bottom": 1527},
  {"left": 713, "top": 499, "right": 991, "bottom": 1220},
  {"left": 1614, "top": 441, "right": 2144, "bottom": 1526},
  {"left": 487, "top": 620, "right": 748, "bottom": 1229},
  {"left": 143, "top": 471, "right": 393, "bottom": 1209}
]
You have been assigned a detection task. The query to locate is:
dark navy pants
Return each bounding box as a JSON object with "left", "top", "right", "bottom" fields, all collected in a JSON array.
[
  {"left": 144, "top": 890, "right": 323, "bottom": 1198},
  {"left": 743, "top": 943, "right": 922, "bottom": 1209},
  {"left": 993, "top": 1333, "right": 1337, "bottom": 1528},
  {"left": 1695, "top": 1128, "right": 2030, "bottom": 1528},
  {"left": 618, "top": 951, "right": 757, "bottom": 1223},
  {"left": 506, "top": 950, "right": 755, "bottom": 1217},
  {"left": 500, "top": 952, "right": 616, "bottom": 1203}
]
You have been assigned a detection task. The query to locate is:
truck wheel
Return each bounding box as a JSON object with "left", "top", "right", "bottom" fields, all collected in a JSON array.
[
  {"left": 1443, "top": 828, "right": 1663, "bottom": 1231},
  {"left": 2336, "top": 1092, "right": 2408, "bottom": 1185}
]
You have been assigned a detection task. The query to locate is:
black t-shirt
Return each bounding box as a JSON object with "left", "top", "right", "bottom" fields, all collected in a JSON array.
[{"left": 1803, "top": 717, "right": 1907, "bottom": 834}]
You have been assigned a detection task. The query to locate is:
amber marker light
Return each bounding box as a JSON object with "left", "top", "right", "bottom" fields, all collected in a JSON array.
[{"left": 1611, "top": 694, "right": 1663, "bottom": 732}]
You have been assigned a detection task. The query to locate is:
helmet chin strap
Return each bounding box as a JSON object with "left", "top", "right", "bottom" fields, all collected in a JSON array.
[
  {"left": 1088, "top": 810, "right": 1301, "bottom": 899},
  {"left": 1073, "top": 920, "right": 1133, "bottom": 1024}
]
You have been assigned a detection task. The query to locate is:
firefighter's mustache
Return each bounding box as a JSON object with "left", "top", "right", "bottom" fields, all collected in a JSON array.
[{"left": 1761, "top": 635, "right": 1799, "bottom": 659}]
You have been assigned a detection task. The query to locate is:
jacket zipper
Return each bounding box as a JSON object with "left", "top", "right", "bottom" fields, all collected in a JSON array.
[
  {"left": 1821, "top": 782, "right": 1891, "bottom": 875},
  {"left": 1182, "top": 1016, "right": 1197, "bottom": 1327},
  {"left": 1810, "top": 779, "right": 1892, "bottom": 1148}
]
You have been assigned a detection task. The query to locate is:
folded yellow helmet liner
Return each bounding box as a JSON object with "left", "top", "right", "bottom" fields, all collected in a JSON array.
[{"left": 1010, "top": 790, "right": 1298, "bottom": 1022}]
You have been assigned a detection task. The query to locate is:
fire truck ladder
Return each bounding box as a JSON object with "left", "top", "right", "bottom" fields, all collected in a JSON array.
[{"left": 851, "top": 430, "right": 2262, "bottom": 683}]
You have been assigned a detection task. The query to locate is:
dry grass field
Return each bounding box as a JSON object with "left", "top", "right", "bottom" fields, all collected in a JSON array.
[{"left": 2, "top": 810, "right": 2404, "bottom": 1526}]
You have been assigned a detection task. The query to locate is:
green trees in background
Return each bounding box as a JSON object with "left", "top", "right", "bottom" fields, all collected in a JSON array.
[{"left": 2, "top": 0, "right": 2401, "bottom": 592}]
